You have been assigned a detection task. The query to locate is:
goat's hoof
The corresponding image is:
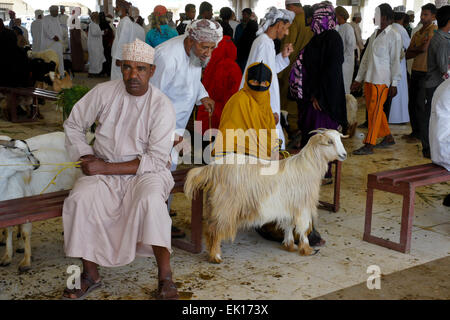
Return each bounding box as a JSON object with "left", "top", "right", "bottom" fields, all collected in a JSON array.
[
  {"left": 282, "top": 242, "right": 296, "bottom": 252},
  {"left": 0, "top": 259, "right": 11, "bottom": 267},
  {"left": 0, "top": 242, "right": 5, "bottom": 247},
  {"left": 208, "top": 254, "right": 222, "bottom": 264},
  {"left": 299, "top": 245, "right": 314, "bottom": 256},
  {"left": 16, "top": 248, "right": 24, "bottom": 253},
  {"left": 18, "top": 262, "right": 31, "bottom": 273}
]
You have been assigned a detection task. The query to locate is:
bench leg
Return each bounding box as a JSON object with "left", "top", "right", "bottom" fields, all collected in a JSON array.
[
  {"left": 399, "top": 188, "right": 415, "bottom": 253},
  {"left": 171, "top": 190, "right": 203, "bottom": 254},
  {"left": 318, "top": 161, "right": 342, "bottom": 212},
  {"left": 333, "top": 161, "right": 342, "bottom": 212},
  {"left": 363, "top": 187, "right": 413, "bottom": 253},
  {"left": 191, "top": 189, "right": 203, "bottom": 253},
  {"left": 363, "top": 186, "right": 374, "bottom": 241}
]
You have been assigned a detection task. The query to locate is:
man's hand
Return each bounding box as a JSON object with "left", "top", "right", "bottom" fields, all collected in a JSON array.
[
  {"left": 115, "top": 60, "right": 122, "bottom": 67},
  {"left": 200, "top": 97, "right": 215, "bottom": 114},
  {"left": 79, "top": 156, "right": 109, "bottom": 176},
  {"left": 388, "top": 86, "right": 397, "bottom": 98},
  {"left": 281, "top": 43, "right": 294, "bottom": 58},
  {"left": 273, "top": 113, "right": 279, "bottom": 125},
  {"left": 311, "top": 96, "right": 322, "bottom": 111},
  {"left": 53, "top": 36, "right": 59, "bottom": 41},
  {"left": 351, "top": 81, "right": 362, "bottom": 93}
]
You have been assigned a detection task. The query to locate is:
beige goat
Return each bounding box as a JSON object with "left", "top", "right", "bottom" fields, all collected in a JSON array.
[{"left": 185, "top": 129, "right": 348, "bottom": 263}]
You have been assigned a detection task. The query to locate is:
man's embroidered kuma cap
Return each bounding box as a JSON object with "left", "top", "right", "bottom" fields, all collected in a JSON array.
[{"left": 122, "top": 39, "right": 155, "bottom": 65}]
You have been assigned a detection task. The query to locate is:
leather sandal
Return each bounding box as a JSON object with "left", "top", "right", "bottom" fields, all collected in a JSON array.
[{"left": 62, "top": 272, "right": 102, "bottom": 300}]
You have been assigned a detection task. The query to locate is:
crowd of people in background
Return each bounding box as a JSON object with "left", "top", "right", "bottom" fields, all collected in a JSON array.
[{"left": 0, "top": 0, "right": 448, "bottom": 301}]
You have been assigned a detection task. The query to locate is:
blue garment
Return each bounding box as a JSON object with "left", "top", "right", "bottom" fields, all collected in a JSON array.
[
  {"left": 146, "top": 25, "right": 178, "bottom": 48},
  {"left": 234, "top": 23, "right": 245, "bottom": 42}
]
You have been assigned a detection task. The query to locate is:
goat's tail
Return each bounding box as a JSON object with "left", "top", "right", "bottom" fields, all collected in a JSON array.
[{"left": 184, "top": 166, "right": 210, "bottom": 200}]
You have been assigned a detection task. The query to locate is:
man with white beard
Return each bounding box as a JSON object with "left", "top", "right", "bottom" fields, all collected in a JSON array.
[
  {"left": 150, "top": 19, "right": 221, "bottom": 146},
  {"left": 150, "top": 19, "right": 222, "bottom": 237},
  {"left": 41, "top": 5, "right": 65, "bottom": 76}
]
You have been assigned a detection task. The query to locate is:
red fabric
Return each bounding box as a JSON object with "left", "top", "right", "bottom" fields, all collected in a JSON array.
[{"left": 196, "top": 35, "right": 242, "bottom": 135}]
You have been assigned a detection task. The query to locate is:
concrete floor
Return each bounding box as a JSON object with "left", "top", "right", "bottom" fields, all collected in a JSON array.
[{"left": 0, "top": 73, "right": 448, "bottom": 300}]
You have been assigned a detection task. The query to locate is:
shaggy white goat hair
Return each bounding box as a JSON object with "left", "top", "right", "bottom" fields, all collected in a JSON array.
[
  {"left": 346, "top": 94, "right": 358, "bottom": 138},
  {"left": 184, "top": 129, "right": 348, "bottom": 263},
  {"left": 0, "top": 132, "right": 82, "bottom": 271}
]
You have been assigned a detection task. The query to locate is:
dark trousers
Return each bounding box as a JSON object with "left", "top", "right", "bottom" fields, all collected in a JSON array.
[
  {"left": 408, "top": 71, "right": 427, "bottom": 137},
  {"left": 419, "top": 85, "right": 438, "bottom": 154}
]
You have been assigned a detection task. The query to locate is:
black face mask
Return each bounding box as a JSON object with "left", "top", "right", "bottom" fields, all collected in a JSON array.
[{"left": 247, "top": 62, "right": 272, "bottom": 92}]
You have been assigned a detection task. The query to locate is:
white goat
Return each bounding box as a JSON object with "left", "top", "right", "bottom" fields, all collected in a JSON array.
[
  {"left": 184, "top": 129, "right": 348, "bottom": 263},
  {"left": 346, "top": 94, "right": 358, "bottom": 138},
  {"left": 0, "top": 132, "right": 81, "bottom": 271}
]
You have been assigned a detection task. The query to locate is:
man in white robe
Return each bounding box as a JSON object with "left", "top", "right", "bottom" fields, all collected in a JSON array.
[
  {"left": 58, "top": 6, "right": 69, "bottom": 51},
  {"left": 240, "top": 7, "right": 295, "bottom": 149},
  {"left": 31, "top": 10, "right": 43, "bottom": 52},
  {"left": 150, "top": 19, "right": 221, "bottom": 157},
  {"left": 429, "top": 78, "right": 450, "bottom": 171},
  {"left": 336, "top": 6, "right": 356, "bottom": 95},
  {"left": 130, "top": 6, "right": 146, "bottom": 42},
  {"left": 150, "top": 19, "right": 221, "bottom": 235},
  {"left": 389, "top": 9, "right": 410, "bottom": 124},
  {"left": 350, "top": 12, "right": 364, "bottom": 61},
  {"left": 88, "top": 12, "right": 106, "bottom": 75},
  {"left": 41, "top": 5, "right": 65, "bottom": 76},
  {"left": 62, "top": 39, "right": 179, "bottom": 300},
  {"left": 110, "top": 1, "right": 141, "bottom": 80}
]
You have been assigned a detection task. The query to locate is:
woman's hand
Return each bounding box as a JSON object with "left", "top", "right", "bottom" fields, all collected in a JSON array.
[{"left": 311, "top": 97, "right": 322, "bottom": 111}]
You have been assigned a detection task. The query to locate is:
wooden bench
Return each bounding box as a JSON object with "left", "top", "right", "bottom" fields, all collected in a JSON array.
[
  {"left": 0, "top": 168, "right": 204, "bottom": 254},
  {"left": 363, "top": 163, "right": 450, "bottom": 253},
  {"left": 0, "top": 87, "right": 58, "bottom": 123}
]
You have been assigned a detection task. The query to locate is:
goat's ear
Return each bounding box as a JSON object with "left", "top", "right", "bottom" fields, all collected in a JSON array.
[{"left": 0, "top": 140, "right": 15, "bottom": 148}]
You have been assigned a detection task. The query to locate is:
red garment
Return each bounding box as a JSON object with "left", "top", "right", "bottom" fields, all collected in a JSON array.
[{"left": 196, "top": 35, "right": 242, "bottom": 134}]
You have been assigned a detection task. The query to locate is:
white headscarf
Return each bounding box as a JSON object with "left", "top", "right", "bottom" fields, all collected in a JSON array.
[
  {"left": 186, "top": 19, "right": 223, "bottom": 44},
  {"left": 35, "top": 10, "right": 43, "bottom": 19},
  {"left": 130, "top": 6, "right": 140, "bottom": 19},
  {"left": 256, "top": 7, "right": 295, "bottom": 36}
]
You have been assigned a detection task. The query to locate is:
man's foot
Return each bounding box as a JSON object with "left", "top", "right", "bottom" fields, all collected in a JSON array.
[
  {"left": 402, "top": 133, "right": 419, "bottom": 143},
  {"left": 156, "top": 277, "right": 179, "bottom": 300},
  {"left": 352, "top": 144, "right": 374, "bottom": 155},
  {"left": 357, "top": 122, "right": 368, "bottom": 129},
  {"left": 422, "top": 149, "right": 431, "bottom": 159},
  {"left": 171, "top": 226, "right": 185, "bottom": 239},
  {"left": 374, "top": 136, "right": 396, "bottom": 148},
  {"left": 62, "top": 272, "right": 102, "bottom": 300}
]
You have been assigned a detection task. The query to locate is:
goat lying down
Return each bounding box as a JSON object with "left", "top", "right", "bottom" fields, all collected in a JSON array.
[
  {"left": 184, "top": 129, "right": 348, "bottom": 263},
  {"left": 0, "top": 132, "right": 82, "bottom": 271}
]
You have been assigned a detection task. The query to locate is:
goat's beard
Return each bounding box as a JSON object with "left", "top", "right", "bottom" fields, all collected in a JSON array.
[{"left": 190, "top": 48, "right": 210, "bottom": 68}]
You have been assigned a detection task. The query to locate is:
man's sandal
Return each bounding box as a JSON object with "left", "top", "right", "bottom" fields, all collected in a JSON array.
[
  {"left": 62, "top": 272, "right": 102, "bottom": 300},
  {"left": 352, "top": 145, "right": 374, "bottom": 155},
  {"left": 156, "top": 277, "right": 179, "bottom": 300},
  {"left": 374, "top": 139, "right": 395, "bottom": 148}
]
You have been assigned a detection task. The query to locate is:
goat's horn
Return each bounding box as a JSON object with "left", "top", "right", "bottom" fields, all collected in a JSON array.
[
  {"left": 309, "top": 129, "right": 325, "bottom": 135},
  {"left": 0, "top": 140, "right": 15, "bottom": 147},
  {"left": 340, "top": 134, "right": 350, "bottom": 139}
]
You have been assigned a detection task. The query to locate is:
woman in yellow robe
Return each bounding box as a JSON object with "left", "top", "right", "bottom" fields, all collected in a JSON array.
[{"left": 213, "top": 62, "right": 281, "bottom": 160}]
